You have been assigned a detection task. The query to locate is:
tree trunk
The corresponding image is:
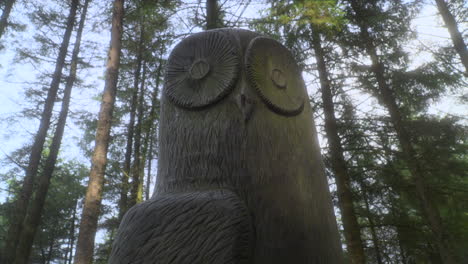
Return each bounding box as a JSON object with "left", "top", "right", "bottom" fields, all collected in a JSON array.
[
  {"left": 129, "top": 61, "right": 146, "bottom": 206},
  {"left": 144, "top": 62, "right": 162, "bottom": 201},
  {"left": 73, "top": 0, "right": 124, "bottom": 263},
  {"left": 40, "top": 245, "right": 47, "bottom": 264},
  {"left": 14, "top": 1, "right": 88, "bottom": 262},
  {"left": 434, "top": 0, "right": 468, "bottom": 74},
  {"left": 3, "top": 0, "right": 78, "bottom": 262},
  {"left": 118, "top": 22, "right": 144, "bottom": 218},
  {"left": 46, "top": 239, "right": 54, "bottom": 264},
  {"left": 206, "top": 0, "right": 219, "bottom": 29},
  {"left": 64, "top": 200, "right": 78, "bottom": 264},
  {"left": 141, "top": 115, "right": 151, "bottom": 201},
  {"left": 348, "top": 1, "right": 457, "bottom": 263},
  {"left": 144, "top": 126, "right": 153, "bottom": 201},
  {"left": 0, "top": 0, "right": 15, "bottom": 39},
  {"left": 392, "top": 204, "right": 408, "bottom": 264},
  {"left": 362, "top": 188, "right": 383, "bottom": 264},
  {"left": 67, "top": 201, "right": 77, "bottom": 264},
  {"left": 310, "top": 26, "right": 366, "bottom": 264}
]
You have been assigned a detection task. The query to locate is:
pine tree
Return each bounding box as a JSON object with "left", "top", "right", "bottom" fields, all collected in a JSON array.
[
  {"left": 310, "top": 24, "right": 366, "bottom": 264},
  {"left": 345, "top": 1, "right": 460, "bottom": 262},
  {"left": 434, "top": 0, "right": 468, "bottom": 74},
  {"left": 73, "top": 0, "right": 124, "bottom": 263},
  {"left": 0, "top": 0, "right": 15, "bottom": 39},
  {"left": 206, "top": 0, "right": 220, "bottom": 29},
  {"left": 14, "top": 1, "right": 89, "bottom": 262},
  {"left": 2, "top": 1, "right": 79, "bottom": 262}
]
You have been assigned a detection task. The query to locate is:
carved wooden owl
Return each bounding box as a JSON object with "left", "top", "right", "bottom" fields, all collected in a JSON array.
[{"left": 109, "top": 29, "right": 344, "bottom": 264}]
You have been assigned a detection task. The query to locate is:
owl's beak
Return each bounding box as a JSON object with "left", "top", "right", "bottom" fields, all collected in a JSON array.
[{"left": 236, "top": 93, "right": 255, "bottom": 123}]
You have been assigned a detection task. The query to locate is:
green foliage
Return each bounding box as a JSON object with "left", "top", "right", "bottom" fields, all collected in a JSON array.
[
  {"left": 273, "top": 0, "right": 346, "bottom": 30},
  {"left": 0, "top": 159, "right": 87, "bottom": 263}
]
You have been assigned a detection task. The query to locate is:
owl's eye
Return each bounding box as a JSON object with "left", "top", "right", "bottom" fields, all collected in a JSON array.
[
  {"left": 164, "top": 31, "right": 240, "bottom": 109},
  {"left": 245, "top": 37, "right": 305, "bottom": 116}
]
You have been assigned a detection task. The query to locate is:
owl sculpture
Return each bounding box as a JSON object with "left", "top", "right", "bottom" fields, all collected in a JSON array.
[{"left": 109, "top": 29, "right": 344, "bottom": 264}]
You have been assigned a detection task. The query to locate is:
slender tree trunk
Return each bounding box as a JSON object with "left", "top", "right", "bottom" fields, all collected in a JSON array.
[
  {"left": 392, "top": 205, "right": 408, "bottom": 264},
  {"left": 40, "top": 245, "right": 47, "bottom": 264},
  {"left": 141, "top": 115, "right": 151, "bottom": 201},
  {"left": 3, "top": 1, "right": 78, "bottom": 262},
  {"left": 64, "top": 200, "right": 78, "bottom": 264},
  {"left": 310, "top": 26, "right": 366, "bottom": 264},
  {"left": 144, "top": 62, "right": 162, "bottom": 200},
  {"left": 73, "top": 0, "right": 124, "bottom": 263},
  {"left": 0, "top": 0, "right": 15, "bottom": 39},
  {"left": 118, "top": 84, "right": 138, "bottom": 218},
  {"left": 434, "top": 0, "right": 468, "bottom": 74},
  {"left": 118, "top": 21, "right": 145, "bottom": 219},
  {"left": 136, "top": 64, "right": 147, "bottom": 201},
  {"left": 129, "top": 61, "right": 146, "bottom": 206},
  {"left": 348, "top": 1, "right": 457, "bottom": 263},
  {"left": 67, "top": 201, "right": 77, "bottom": 264},
  {"left": 13, "top": 2, "right": 88, "bottom": 263},
  {"left": 46, "top": 239, "right": 54, "bottom": 264},
  {"left": 144, "top": 126, "right": 153, "bottom": 201},
  {"left": 206, "top": 0, "right": 219, "bottom": 29},
  {"left": 362, "top": 188, "right": 383, "bottom": 264}
]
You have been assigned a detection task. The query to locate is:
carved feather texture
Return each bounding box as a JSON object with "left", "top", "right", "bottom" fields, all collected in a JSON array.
[{"left": 109, "top": 190, "right": 253, "bottom": 264}]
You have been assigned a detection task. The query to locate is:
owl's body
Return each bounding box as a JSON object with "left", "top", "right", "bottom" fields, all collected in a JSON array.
[
  {"left": 108, "top": 190, "right": 253, "bottom": 263},
  {"left": 109, "top": 29, "right": 343, "bottom": 264}
]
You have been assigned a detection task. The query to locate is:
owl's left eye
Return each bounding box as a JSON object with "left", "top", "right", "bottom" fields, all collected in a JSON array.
[
  {"left": 245, "top": 37, "right": 305, "bottom": 116},
  {"left": 164, "top": 31, "right": 240, "bottom": 109}
]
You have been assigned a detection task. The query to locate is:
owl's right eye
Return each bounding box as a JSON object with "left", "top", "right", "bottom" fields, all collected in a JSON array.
[{"left": 164, "top": 31, "right": 240, "bottom": 109}]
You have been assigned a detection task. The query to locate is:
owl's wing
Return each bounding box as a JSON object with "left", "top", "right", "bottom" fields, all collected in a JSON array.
[{"left": 108, "top": 189, "right": 254, "bottom": 264}]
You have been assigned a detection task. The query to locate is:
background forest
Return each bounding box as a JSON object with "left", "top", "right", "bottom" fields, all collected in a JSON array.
[{"left": 0, "top": 0, "right": 467, "bottom": 263}]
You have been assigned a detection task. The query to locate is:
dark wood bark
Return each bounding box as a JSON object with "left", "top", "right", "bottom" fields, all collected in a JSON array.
[
  {"left": 362, "top": 188, "right": 383, "bottom": 264},
  {"left": 144, "top": 127, "right": 153, "bottom": 201},
  {"left": 391, "top": 203, "right": 408, "bottom": 264},
  {"left": 310, "top": 26, "right": 366, "bottom": 264},
  {"left": 206, "top": 0, "right": 218, "bottom": 29},
  {"left": 40, "top": 245, "right": 46, "bottom": 264},
  {"left": 0, "top": 0, "right": 15, "bottom": 39},
  {"left": 73, "top": 0, "right": 124, "bottom": 263},
  {"left": 68, "top": 205, "right": 77, "bottom": 264},
  {"left": 64, "top": 200, "right": 78, "bottom": 264},
  {"left": 349, "top": 1, "right": 457, "bottom": 263},
  {"left": 141, "top": 114, "right": 151, "bottom": 201},
  {"left": 434, "top": 0, "right": 468, "bottom": 74},
  {"left": 129, "top": 61, "right": 146, "bottom": 206},
  {"left": 2, "top": 1, "right": 78, "bottom": 262},
  {"left": 46, "top": 240, "right": 54, "bottom": 264},
  {"left": 118, "top": 49, "right": 141, "bottom": 220},
  {"left": 143, "top": 62, "right": 162, "bottom": 201},
  {"left": 13, "top": 1, "right": 88, "bottom": 263},
  {"left": 119, "top": 21, "right": 145, "bottom": 217}
]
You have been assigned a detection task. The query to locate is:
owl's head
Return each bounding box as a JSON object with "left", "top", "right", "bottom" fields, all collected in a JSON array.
[
  {"left": 164, "top": 28, "right": 306, "bottom": 118},
  {"left": 156, "top": 29, "right": 315, "bottom": 193}
]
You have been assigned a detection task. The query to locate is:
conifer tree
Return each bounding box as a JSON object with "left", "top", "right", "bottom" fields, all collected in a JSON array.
[
  {"left": 346, "top": 1, "right": 459, "bottom": 262},
  {"left": 3, "top": 1, "right": 79, "bottom": 262},
  {"left": 73, "top": 0, "right": 124, "bottom": 263},
  {"left": 0, "top": 0, "right": 15, "bottom": 39},
  {"left": 14, "top": 1, "right": 90, "bottom": 262},
  {"left": 434, "top": 0, "right": 468, "bottom": 74}
]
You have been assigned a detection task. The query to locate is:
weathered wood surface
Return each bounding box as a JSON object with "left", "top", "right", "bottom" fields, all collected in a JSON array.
[{"left": 109, "top": 28, "right": 344, "bottom": 264}]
